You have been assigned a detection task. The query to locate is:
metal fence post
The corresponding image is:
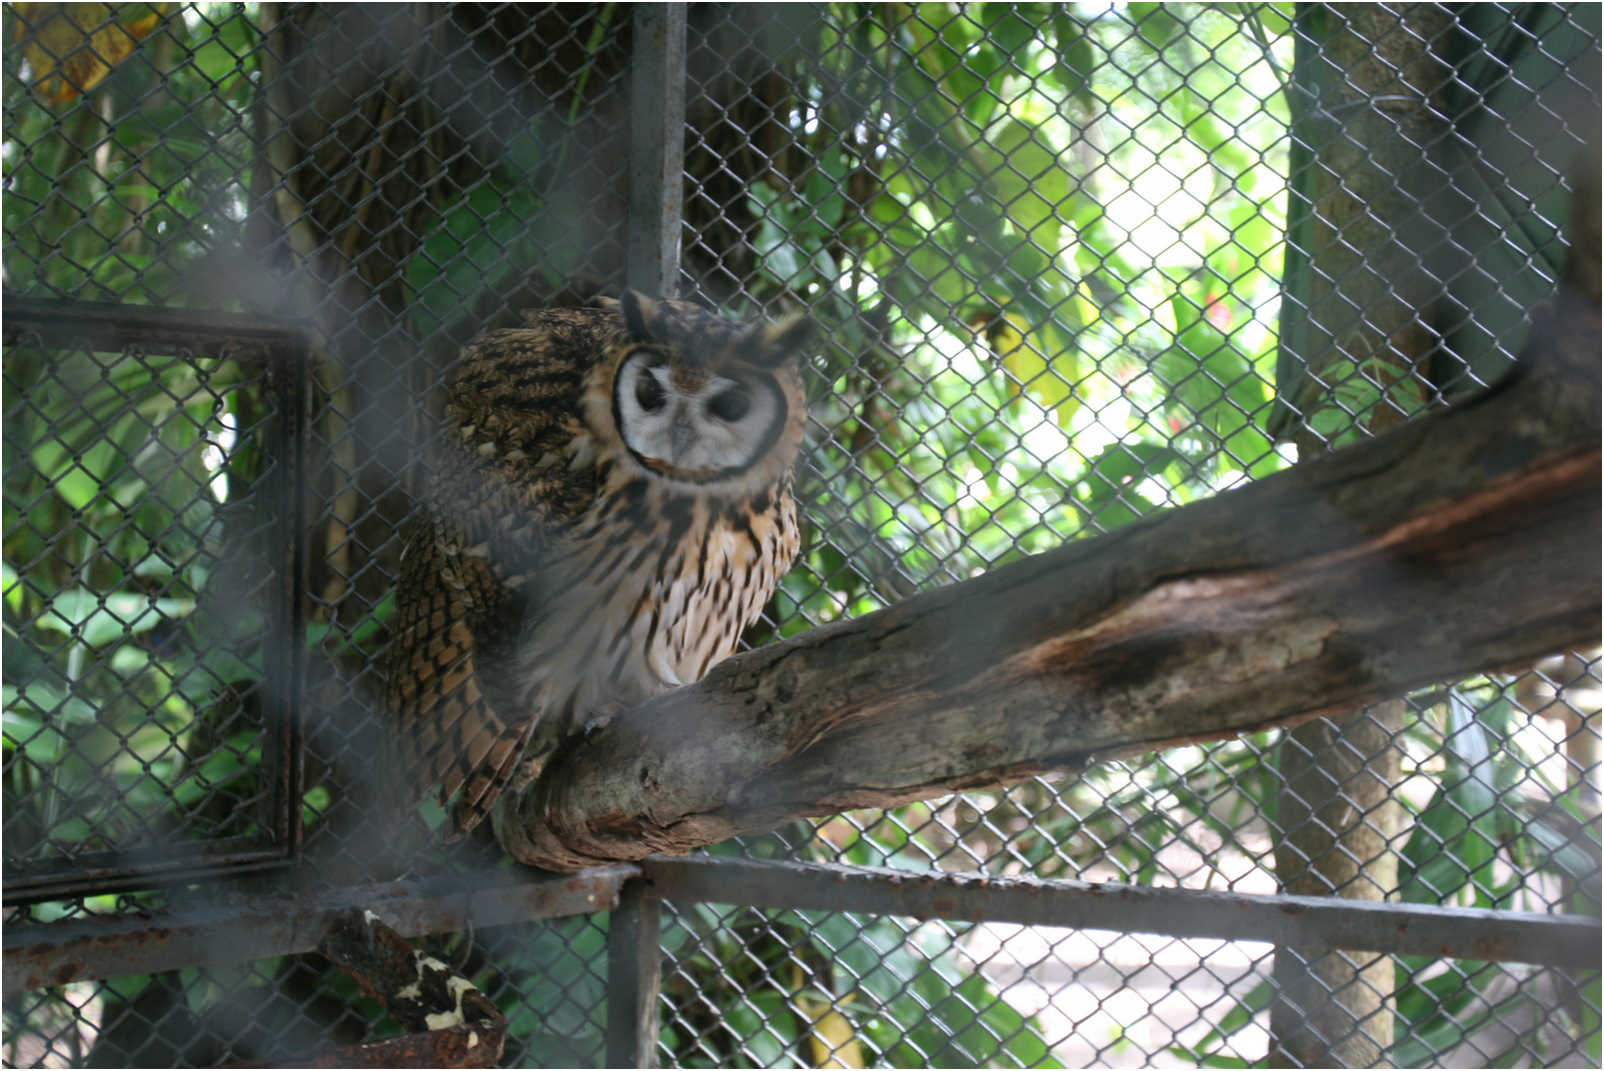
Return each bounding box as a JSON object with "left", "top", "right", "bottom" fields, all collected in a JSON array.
[
  {"left": 627, "top": 3, "right": 687, "bottom": 299},
  {"left": 612, "top": 8, "right": 681, "bottom": 1058},
  {"left": 606, "top": 878, "right": 663, "bottom": 1069}
]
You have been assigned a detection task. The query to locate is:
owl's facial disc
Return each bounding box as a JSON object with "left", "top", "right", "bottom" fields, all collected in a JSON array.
[{"left": 614, "top": 349, "right": 785, "bottom": 478}]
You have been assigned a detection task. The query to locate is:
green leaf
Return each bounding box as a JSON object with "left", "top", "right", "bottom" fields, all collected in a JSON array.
[
  {"left": 37, "top": 589, "right": 196, "bottom": 647},
  {"left": 802, "top": 148, "right": 849, "bottom": 229},
  {"left": 1520, "top": 814, "right": 1603, "bottom": 902},
  {"left": 1049, "top": 12, "right": 1097, "bottom": 108},
  {"left": 982, "top": 5, "right": 1036, "bottom": 57},
  {"left": 406, "top": 179, "right": 543, "bottom": 339},
  {"left": 991, "top": 119, "right": 1071, "bottom": 241},
  {"left": 1128, "top": 3, "right": 1184, "bottom": 50},
  {"left": 2, "top": 561, "right": 24, "bottom": 617},
  {"left": 1081, "top": 442, "right": 1176, "bottom": 529},
  {"left": 1246, "top": 2, "right": 1295, "bottom": 37},
  {"left": 1169, "top": 978, "right": 1272, "bottom": 1063},
  {"left": 3, "top": 707, "right": 68, "bottom": 764},
  {"left": 34, "top": 437, "right": 118, "bottom": 512},
  {"left": 755, "top": 208, "right": 811, "bottom": 287},
  {"left": 722, "top": 991, "right": 797, "bottom": 1065}
]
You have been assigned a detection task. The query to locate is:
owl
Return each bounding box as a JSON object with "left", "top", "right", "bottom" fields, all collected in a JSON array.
[{"left": 385, "top": 291, "right": 811, "bottom": 839}]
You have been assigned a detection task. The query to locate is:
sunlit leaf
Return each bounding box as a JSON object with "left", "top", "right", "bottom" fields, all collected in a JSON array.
[
  {"left": 988, "top": 309, "right": 1079, "bottom": 427},
  {"left": 14, "top": 3, "right": 164, "bottom": 104},
  {"left": 2, "top": 561, "right": 25, "bottom": 617}
]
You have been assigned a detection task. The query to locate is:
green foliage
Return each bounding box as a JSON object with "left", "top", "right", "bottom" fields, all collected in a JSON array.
[
  {"left": 759, "top": 0, "right": 1296, "bottom": 628},
  {"left": 485, "top": 914, "right": 611, "bottom": 1067},
  {"left": 406, "top": 179, "right": 550, "bottom": 343},
  {"left": 3, "top": 5, "right": 261, "bottom": 302},
  {"left": 1391, "top": 959, "right": 1601, "bottom": 1068},
  {"left": 2, "top": 6, "right": 351, "bottom": 871},
  {"left": 1166, "top": 978, "right": 1273, "bottom": 1066},
  {"left": 1302, "top": 353, "right": 1435, "bottom": 448},
  {"left": 2, "top": 338, "right": 285, "bottom": 854},
  {"left": 1399, "top": 686, "right": 1602, "bottom": 912},
  {"left": 660, "top": 896, "right": 1058, "bottom": 1068},
  {"left": 3, "top": 4, "right": 274, "bottom": 852}
]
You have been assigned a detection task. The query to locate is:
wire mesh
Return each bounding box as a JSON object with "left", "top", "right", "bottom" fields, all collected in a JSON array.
[
  {"left": 2, "top": 2, "right": 1600, "bottom": 1068},
  {"left": 2, "top": 306, "right": 305, "bottom": 902}
]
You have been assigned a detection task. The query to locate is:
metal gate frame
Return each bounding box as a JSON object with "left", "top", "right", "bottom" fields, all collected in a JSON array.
[
  {"left": 1, "top": 298, "right": 311, "bottom": 904},
  {"left": 4, "top": 858, "right": 1597, "bottom": 1061}
]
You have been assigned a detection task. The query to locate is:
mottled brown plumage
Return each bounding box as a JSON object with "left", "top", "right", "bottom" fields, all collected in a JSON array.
[{"left": 386, "top": 292, "right": 810, "bottom": 839}]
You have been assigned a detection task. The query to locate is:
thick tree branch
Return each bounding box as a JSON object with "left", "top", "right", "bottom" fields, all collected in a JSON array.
[{"left": 497, "top": 293, "right": 1601, "bottom": 871}]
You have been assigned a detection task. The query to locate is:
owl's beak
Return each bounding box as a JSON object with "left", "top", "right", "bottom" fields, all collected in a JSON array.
[{"left": 671, "top": 412, "right": 697, "bottom": 461}]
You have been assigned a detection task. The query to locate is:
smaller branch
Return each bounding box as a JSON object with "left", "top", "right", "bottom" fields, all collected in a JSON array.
[{"left": 256, "top": 6, "right": 326, "bottom": 271}]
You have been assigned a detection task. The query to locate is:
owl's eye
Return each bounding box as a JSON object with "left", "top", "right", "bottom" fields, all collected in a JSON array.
[
  {"left": 709, "top": 386, "right": 751, "bottom": 422},
  {"left": 635, "top": 372, "right": 667, "bottom": 412}
]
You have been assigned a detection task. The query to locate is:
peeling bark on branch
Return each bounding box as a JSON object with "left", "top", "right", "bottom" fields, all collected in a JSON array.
[{"left": 497, "top": 295, "right": 1601, "bottom": 872}]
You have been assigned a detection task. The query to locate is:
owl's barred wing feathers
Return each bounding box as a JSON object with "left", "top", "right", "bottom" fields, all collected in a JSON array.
[
  {"left": 386, "top": 316, "right": 604, "bottom": 839},
  {"left": 385, "top": 510, "right": 535, "bottom": 837}
]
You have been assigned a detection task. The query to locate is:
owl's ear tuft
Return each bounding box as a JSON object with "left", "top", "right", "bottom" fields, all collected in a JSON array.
[
  {"left": 620, "top": 290, "right": 663, "bottom": 343},
  {"left": 751, "top": 312, "right": 814, "bottom": 366}
]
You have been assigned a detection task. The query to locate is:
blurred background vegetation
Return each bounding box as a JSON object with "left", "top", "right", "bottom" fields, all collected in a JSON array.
[{"left": 3, "top": 3, "right": 1598, "bottom": 1067}]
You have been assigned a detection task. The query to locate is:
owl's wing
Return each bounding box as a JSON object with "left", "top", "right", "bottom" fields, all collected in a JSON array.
[
  {"left": 385, "top": 507, "right": 535, "bottom": 840},
  {"left": 389, "top": 313, "right": 609, "bottom": 839}
]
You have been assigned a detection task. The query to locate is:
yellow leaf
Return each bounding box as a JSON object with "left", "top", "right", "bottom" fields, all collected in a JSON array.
[
  {"left": 14, "top": 3, "right": 163, "bottom": 104},
  {"left": 804, "top": 1006, "right": 866, "bottom": 1069},
  {"left": 989, "top": 310, "right": 1079, "bottom": 428},
  {"left": 791, "top": 965, "right": 866, "bottom": 1069}
]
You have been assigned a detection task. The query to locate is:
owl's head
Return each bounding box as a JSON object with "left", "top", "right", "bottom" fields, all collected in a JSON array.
[{"left": 599, "top": 291, "right": 811, "bottom": 489}]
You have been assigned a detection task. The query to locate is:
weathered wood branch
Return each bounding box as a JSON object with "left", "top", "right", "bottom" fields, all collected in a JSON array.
[{"left": 497, "top": 293, "right": 1601, "bottom": 872}]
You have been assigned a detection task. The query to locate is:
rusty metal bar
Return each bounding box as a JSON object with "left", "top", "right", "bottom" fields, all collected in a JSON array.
[
  {"left": 605, "top": 878, "right": 664, "bottom": 1069},
  {"left": 2, "top": 847, "right": 301, "bottom": 907},
  {"left": 626, "top": 2, "right": 687, "bottom": 298},
  {"left": 2, "top": 865, "right": 639, "bottom": 996},
  {"left": 644, "top": 857, "right": 1604, "bottom": 969},
  {"left": 0, "top": 296, "right": 318, "bottom": 352}
]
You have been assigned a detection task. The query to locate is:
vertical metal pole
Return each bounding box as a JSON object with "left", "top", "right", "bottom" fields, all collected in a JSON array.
[
  {"left": 267, "top": 335, "right": 310, "bottom": 859},
  {"left": 614, "top": 9, "right": 680, "bottom": 1061},
  {"left": 606, "top": 879, "right": 663, "bottom": 1069},
  {"left": 626, "top": 3, "right": 687, "bottom": 298}
]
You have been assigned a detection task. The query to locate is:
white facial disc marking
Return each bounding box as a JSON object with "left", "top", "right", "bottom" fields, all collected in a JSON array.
[{"left": 615, "top": 352, "right": 781, "bottom": 473}]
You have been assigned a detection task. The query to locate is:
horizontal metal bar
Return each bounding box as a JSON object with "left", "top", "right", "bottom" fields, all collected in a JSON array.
[
  {"left": 2, "top": 865, "right": 640, "bottom": 996},
  {"left": 1, "top": 297, "right": 313, "bottom": 353},
  {"left": 3, "top": 844, "right": 296, "bottom": 907},
  {"left": 644, "top": 857, "right": 1603, "bottom": 970}
]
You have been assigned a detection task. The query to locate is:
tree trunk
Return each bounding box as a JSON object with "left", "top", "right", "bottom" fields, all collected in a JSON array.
[
  {"left": 1268, "top": 703, "right": 1404, "bottom": 1067},
  {"left": 1267, "top": 5, "right": 1458, "bottom": 1064}
]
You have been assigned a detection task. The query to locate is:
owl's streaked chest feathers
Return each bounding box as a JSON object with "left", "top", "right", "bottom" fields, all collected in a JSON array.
[{"left": 509, "top": 451, "right": 800, "bottom": 735}]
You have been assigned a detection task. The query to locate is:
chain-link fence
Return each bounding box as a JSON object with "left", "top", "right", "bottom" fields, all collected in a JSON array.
[{"left": 3, "top": 3, "right": 1600, "bottom": 1067}]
